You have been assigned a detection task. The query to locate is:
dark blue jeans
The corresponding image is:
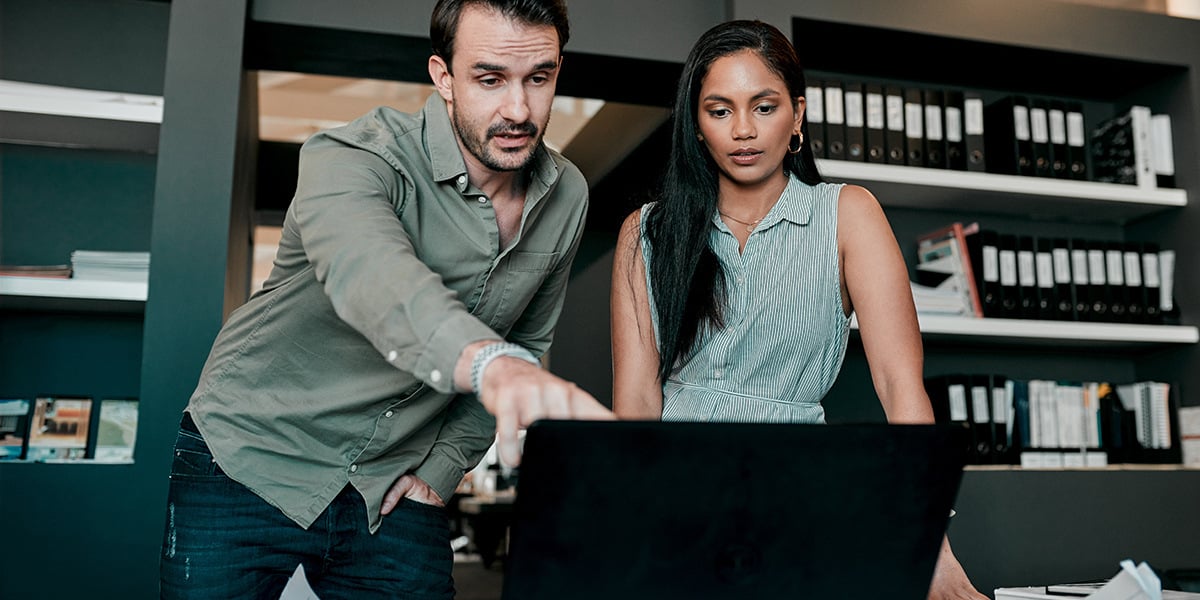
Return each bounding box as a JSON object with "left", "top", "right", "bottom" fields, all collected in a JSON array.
[{"left": 159, "top": 413, "right": 454, "bottom": 600}]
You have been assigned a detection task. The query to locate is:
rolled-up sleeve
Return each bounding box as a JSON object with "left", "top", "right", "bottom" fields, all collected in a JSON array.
[{"left": 293, "top": 142, "right": 499, "bottom": 393}]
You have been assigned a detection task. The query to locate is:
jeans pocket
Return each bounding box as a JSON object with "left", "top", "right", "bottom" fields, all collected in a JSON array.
[{"left": 169, "top": 429, "right": 223, "bottom": 479}]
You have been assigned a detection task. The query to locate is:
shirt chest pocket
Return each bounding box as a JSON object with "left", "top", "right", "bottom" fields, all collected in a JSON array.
[{"left": 490, "top": 251, "right": 560, "bottom": 332}]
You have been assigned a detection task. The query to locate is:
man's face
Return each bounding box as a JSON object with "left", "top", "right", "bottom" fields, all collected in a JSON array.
[{"left": 435, "top": 6, "right": 561, "bottom": 173}]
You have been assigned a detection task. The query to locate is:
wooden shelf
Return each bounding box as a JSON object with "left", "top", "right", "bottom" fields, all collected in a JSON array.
[
  {"left": 0, "top": 80, "right": 162, "bottom": 153},
  {"left": 0, "top": 276, "right": 147, "bottom": 313},
  {"left": 817, "top": 159, "right": 1187, "bottom": 224},
  {"left": 850, "top": 314, "right": 1199, "bottom": 349}
]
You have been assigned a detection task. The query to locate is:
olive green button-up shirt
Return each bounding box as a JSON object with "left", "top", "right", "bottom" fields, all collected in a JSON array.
[{"left": 186, "top": 93, "right": 588, "bottom": 533}]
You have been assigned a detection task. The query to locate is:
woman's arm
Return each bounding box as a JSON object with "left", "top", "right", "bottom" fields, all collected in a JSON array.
[
  {"left": 837, "top": 184, "right": 933, "bottom": 423},
  {"left": 837, "top": 185, "right": 988, "bottom": 600},
  {"left": 611, "top": 209, "right": 665, "bottom": 419}
]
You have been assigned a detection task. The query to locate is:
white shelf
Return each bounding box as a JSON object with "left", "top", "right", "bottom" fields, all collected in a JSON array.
[
  {"left": 0, "top": 276, "right": 147, "bottom": 313},
  {"left": 817, "top": 159, "right": 1187, "bottom": 223},
  {"left": 0, "top": 80, "right": 162, "bottom": 152},
  {"left": 850, "top": 314, "right": 1199, "bottom": 349},
  {"left": 0, "top": 79, "right": 162, "bottom": 123}
]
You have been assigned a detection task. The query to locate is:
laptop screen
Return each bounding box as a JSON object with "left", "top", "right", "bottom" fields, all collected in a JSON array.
[{"left": 502, "top": 420, "right": 968, "bottom": 600}]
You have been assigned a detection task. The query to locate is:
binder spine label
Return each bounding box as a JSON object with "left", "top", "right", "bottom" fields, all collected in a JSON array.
[
  {"left": 945, "top": 107, "right": 963, "bottom": 142},
  {"left": 972, "top": 387, "right": 990, "bottom": 424},
  {"left": 1071, "top": 250, "right": 1090, "bottom": 286},
  {"left": 964, "top": 98, "right": 984, "bottom": 135},
  {"left": 825, "top": 88, "right": 845, "bottom": 124},
  {"left": 905, "top": 102, "right": 923, "bottom": 138},
  {"left": 1018, "top": 250, "right": 1036, "bottom": 287},
  {"left": 1014, "top": 105, "right": 1031, "bottom": 140},
  {"left": 949, "top": 385, "right": 968, "bottom": 421},
  {"left": 806, "top": 86, "right": 825, "bottom": 123},
  {"left": 1087, "top": 249, "right": 1107, "bottom": 285},
  {"left": 1105, "top": 250, "right": 1125, "bottom": 286},
  {"left": 1036, "top": 252, "right": 1054, "bottom": 288},
  {"left": 1000, "top": 249, "right": 1018, "bottom": 287},
  {"left": 1143, "top": 253, "right": 1161, "bottom": 288},
  {"left": 1053, "top": 248, "right": 1072, "bottom": 283},
  {"left": 886, "top": 94, "right": 904, "bottom": 131},
  {"left": 1124, "top": 252, "right": 1142, "bottom": 286},
  {"left": 1030, "top": 108, "right": 1050, "bottom": 143},
  {"left": 866, "top": 93, "right": 884, "bottom": 129},
  {"left": 1067, "top": 111, "right": 1086, "bottom": 147},
  {"left": 845, "top": 91, "right": 864, "bottom": 127},
  {"left": 992, "top": 389, "right": 1009, "bottom": 424},
  {"left": 983, "top": 246, "right": 1000, "bottom": 283},
  {"left": 925, "top": 105, "right": 944, "bottom": 141},
  {"left": 1049, "top": 109, "right": 1067, "bottom": 144}
]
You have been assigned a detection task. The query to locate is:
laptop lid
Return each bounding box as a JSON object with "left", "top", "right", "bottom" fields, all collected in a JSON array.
[{"left": 501, "top": 420, "right": 969, "bottom": 600}]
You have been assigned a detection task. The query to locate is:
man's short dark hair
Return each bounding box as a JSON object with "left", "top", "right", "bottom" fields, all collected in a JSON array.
[{"left": 430, "top": 0, "right": 570, "bottom": 70}]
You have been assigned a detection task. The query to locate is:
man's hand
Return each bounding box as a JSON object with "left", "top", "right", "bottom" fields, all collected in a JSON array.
[
  {"left": 381, "top": 474, "right": 444, "bottom": 515},
  {"left": 928, "top": 537, "right": 988, "bottom": 600}
]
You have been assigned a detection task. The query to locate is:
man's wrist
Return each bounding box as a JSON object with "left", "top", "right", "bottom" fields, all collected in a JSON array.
[{"left": 470, "top": 342, "right": 539, "bottom": 396}]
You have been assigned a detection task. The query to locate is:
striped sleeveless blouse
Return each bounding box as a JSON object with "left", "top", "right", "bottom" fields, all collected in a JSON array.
[{"left": 640, "top": 175, "right": 850, "bottom": 423}]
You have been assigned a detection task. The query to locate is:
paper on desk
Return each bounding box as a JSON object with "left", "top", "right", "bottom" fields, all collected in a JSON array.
[
  {"left": 1083, "top": 560, "right": 1161, "bottom": 600},
  {"left": 280, "top": 563, "right": 320, "bottom": 600}
]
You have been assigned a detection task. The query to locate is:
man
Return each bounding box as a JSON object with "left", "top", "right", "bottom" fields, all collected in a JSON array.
[{"left": 159, "top": 1, "right": 609, "bottom": 597}]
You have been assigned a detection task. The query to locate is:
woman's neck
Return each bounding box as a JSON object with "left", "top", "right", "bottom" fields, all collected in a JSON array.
[{"left": 716, "top": 171, "right": 790, "bottom": 219}]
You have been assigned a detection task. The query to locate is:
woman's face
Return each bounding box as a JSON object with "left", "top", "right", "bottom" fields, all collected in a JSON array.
[{"left": 696, "top": 50, "right": 804, "bottom": 192}]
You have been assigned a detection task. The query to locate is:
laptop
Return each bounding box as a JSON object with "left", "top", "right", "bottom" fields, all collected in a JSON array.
[{"left": 501, "top": 420, "right": 969, "bottom": 600}]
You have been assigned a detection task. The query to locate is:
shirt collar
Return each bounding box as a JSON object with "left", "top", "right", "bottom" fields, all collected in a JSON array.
[
  {"left": 422, "top": 93, "right": 559, "bottom": 194},
  {"left": 710, "top": 173, "right": 815, "bottom": 231}
]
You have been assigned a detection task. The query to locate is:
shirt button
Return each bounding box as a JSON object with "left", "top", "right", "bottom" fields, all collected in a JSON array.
[
  {"left": 430, "top": 369, "right": 443, "bottom": 383},
  {"left": 714, "top": 369, "right": 724, "bottom": 378},
  {"left": 386, "top": 350, "right": 398, "bottom": 363},
  {"left": 349, "top": 464, "right": 359, "bottom": 473},
  {"left": 457, "top": 175, "right": 466, "bottom": 186},
  {"left": 384, "top": 410, "right": 394, "bottom": 418},
  {"left": 476, "top": 196, "right": 488, "bottom": 204}
]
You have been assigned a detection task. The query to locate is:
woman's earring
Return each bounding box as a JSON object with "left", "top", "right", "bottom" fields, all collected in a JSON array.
[{"left": 788, "top": 133, "right": 803, "bottom": 155}]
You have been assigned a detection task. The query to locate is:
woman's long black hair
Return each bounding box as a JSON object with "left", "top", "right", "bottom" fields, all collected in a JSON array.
[{"left": 644, "top": 20, "right": 823, "bottom": 383}]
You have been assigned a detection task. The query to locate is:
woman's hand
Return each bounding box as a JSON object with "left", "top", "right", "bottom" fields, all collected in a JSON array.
[{"left": 928, "top": 537, "right": 989, "bottom": 600}]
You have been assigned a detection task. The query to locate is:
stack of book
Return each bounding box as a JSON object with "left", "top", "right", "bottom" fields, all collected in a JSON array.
[
  {"left": 0, "top": 396, "right": 139, "bottom": 463},
  {"left": 70, "top": 250, "right": 150, "bottom": 283}
]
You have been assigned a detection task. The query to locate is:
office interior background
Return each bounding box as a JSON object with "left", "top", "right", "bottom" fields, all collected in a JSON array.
[{"left": 2, "top": 0, "right": 1200, "bottom": 597}]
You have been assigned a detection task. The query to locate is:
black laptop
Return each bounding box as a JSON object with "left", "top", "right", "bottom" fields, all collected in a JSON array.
[{"left": 501, "top": 420, "right": 969, "bottom": 600}]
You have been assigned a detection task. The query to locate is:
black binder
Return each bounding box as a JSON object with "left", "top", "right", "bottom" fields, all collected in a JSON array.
[
  {"left": 990, "top": 374, "right": 1012, "bottom": 464},
  {"left": 1141, "top": 242, "right": 1163, "bottom": 324},
  {"left": 965, "top": 227, "right": 1004, "bottom": 318},
  {"left": 968, "top": 374, "right": 994, "bottom": 464},
  {"left": 963, "top": 90, "right": 987, "bottom": 172},
  {"left": 944, "top": 90, "right": 967, "bottom": 171},
  {"left": 1052, "top": 237, "right": 1076, "bottom": 321},
  {"left": 998, "top": 233, "right": 1021, "bottom": 318},
  {"left": 824, "top": 80, "right": 847, "bottom": 161},
  {"left": 842, "top": 81, "right": 866, "bottom": 161},
  {"left": 1034, "top": 237, "right": 1057, "bottom": 320},
  {"left": 923, "top": 89, "right": 947, "bottom": 169},
  {"left": 865, "top": 83, "right": 887, "bottom": 163},
  {"left": 1029, "top": 98, "right": 1054, "bottom": 177},
  {"left": 806, "top": 79, "right": 827, "bottom": 159},
  {"left": 904, "top": 87, "right": 925, "bottom": 167},
  {"left": 1069, "top": 238, "right": 1092, "bottom": 321},
  {"left": 984, "top": 95, "right": 1034, "bottom": 176},
  {"left": 1048, "top": 100, "right": 1071, "bottom": 178},
  {"left": 1085, "top": 239, "right": 1111, "bottom": 322},
  {"left": 1066, "top": 102, "right": 1089, "bottom": 180},
  {"left": 1017, "top": 235, "right": 1039, "bottom": 319},
  {"left": 1105, "top": 241, "right": 1129, "bottom": 322},
  {"left": 885, "top": 85, "right": 907, "bottom": 165},
  {"left": 1122, "top": 241, "right": 1146, "bottom": 323}
]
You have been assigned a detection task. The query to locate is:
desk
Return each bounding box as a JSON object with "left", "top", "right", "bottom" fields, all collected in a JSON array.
[{"left": 457, "top": 492, "right": 516, "bottom": 568}]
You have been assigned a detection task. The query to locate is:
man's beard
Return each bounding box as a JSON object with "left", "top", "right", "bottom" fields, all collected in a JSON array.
[{"left": 454, "top": 112, "right": 543, "bottom": 172}]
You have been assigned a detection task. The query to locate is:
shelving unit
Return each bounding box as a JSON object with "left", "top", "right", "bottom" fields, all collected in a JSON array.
[
  {"left": 0, "top": 276, "right": 148, "bottom": 312},
  {"left": 817, "top": 159, "right": 1187, "bottom": 223},
  {"left": 850, "top": 314, "right": 1200, "bottom": 348},
  {"left": 0, "top": 80, "right": 162, "bottom": 153}
]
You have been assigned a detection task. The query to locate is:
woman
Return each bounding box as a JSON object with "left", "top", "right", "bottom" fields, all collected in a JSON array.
[{"left": 610, "top": 20, "right": 987, "bottom": 600}]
